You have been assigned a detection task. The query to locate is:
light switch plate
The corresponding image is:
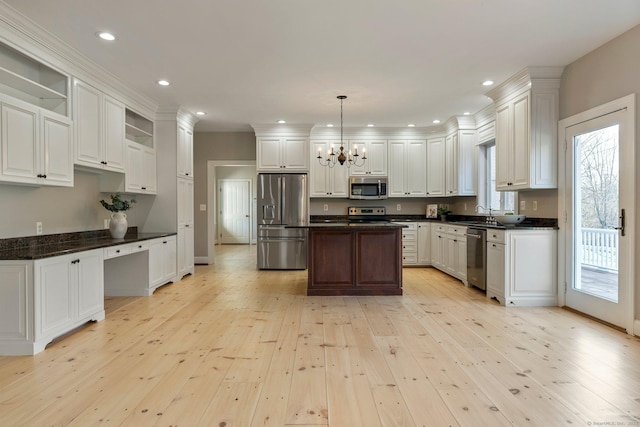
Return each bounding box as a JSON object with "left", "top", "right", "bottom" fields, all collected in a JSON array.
[
  {"left": 520, "top": 200, "right": 526, "bottom": 211},
  {"left": 533, "top": 201, "right": 538, "bottom": 211},
  {"left": 200, "top": 204, "right": 207, "bottom": 211},
  {"left": 323, "top": 204, "right": 328, "bottom": 211}
]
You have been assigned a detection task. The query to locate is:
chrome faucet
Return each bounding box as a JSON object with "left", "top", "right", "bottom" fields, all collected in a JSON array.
[{"left": 475, "top": 205, "right": 496, "bottom": 224}]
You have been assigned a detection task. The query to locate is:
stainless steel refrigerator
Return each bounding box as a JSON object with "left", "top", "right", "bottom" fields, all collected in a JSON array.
[{"left": 257, "top": 173, "right": 308, "bottom": 269}]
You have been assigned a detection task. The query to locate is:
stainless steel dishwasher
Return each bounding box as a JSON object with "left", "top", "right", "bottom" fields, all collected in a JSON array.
[{"left": 465, "top": 227, "right": 486, "bottom": 290}]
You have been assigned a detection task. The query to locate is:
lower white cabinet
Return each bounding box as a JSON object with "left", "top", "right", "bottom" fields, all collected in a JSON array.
[
  {"left": 177, "top": 226, "right": 194, "bottom": 277},
  {"left": 486, "top": 229, "right": 557, "bottom": 306},
  {"left": 431, "top": 223, "right": 467, "bottom": 283},
  {"left": 149, "top": 236, "right": 177, "bottom": 289},
  {"left": 417, "top": 223, "right": 431, "bottom": 265},
  {"left": 0, "top": 249, "right": 105, "bottom": 356}
]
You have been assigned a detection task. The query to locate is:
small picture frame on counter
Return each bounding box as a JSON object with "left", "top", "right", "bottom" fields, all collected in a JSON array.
[{"left": 426, "top": 204, "right": 438, "bottom": 219}]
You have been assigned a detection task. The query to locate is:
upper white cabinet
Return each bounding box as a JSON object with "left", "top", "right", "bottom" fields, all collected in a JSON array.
[
  {"left": 310, "top": 140, "right": 349, "bottom": 197},
  {"left": 0, "top": 41, "right": 69, "bottom": 117},
  {"left": 0, "top": 94, "right": 73, "bottom": 187},
  {"left": 487, "top": 67, "right": 562, "bottom": 191},
  {"left": 388, "top": 139, "right": 426, "bottom": 197},
  {"left": 73, "top": 79, "right": 126, "bottom": 173},
  {"left": 125, "top": 141, "right": 156, "bottom": 194},
  {"left": 349, "top": 140, "right": 387, "bottom": 176},
  {"left": 426, "top": 136, "right": 445, "bottom": 197},
  {"left": 257, "top": 137, "right": 308, "bottom": 171},
  {"left": 125, "top": 108, "right": 154, "bottom": 147},
  {"left": 445, "top": 128, "right": 476, "bottom": 196},
  {"left": 177, "top": 125, "right": 193, "bottom": 178}
]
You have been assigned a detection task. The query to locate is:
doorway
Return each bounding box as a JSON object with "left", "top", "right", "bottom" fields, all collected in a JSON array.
[
  {"left": 218, "top": 179, "right": 251, "bottom": 244},
  {"left": 560, "top": 94, "right": 635, "bottom": 331}
]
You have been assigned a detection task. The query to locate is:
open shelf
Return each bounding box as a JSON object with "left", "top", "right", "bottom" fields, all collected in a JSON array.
[
  {"left": 125, "top": 108, "right": 154, "bottom": 148},
  {"left": 0, "top": 42, "right": 68, "bottom": 115},
  {"left": 126, "top": 122, "right": 153, "bottom": 138}
]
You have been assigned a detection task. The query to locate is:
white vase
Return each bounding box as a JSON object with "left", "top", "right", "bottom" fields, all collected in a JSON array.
[{"left": 109, "top": 212, "right": 128, "bottom": 239}]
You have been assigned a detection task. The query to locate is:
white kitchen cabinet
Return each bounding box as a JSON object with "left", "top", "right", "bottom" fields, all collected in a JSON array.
[
  {"left": 388, "top": 140, "right": 426, "bottom": 197},
  {"left": 445, "top": 129, "right": 476, "bottom": 196},
  {"left": 73, "top": 79, "right": 125, "bottom": 173},
  {"left": 426, "top": 137, "right": 445, "bottom": 197},
  {"left": 431, "top": 224, "right": 467, "bottom": 283},
  {"left": 310, "top": 140, "right": 349, "bottom": 197},
  {"left": 257, "top": 137, "right": 308, "bottom": 171},
  {"left": 486, "top": 231, "right": 505, "bottom": 304},
  {"left": 0, "top": 263, "right": 30, "bottom": 352},
  {"left": 417, "top": 222, "right": 431, "bottom": 265},
  {"left": 0, "top": 94, "right": 72, "bottom": 187},
  {"left": 178, "top": 177, "right": 194, "bottom": 277},
  {"left": 393, "top": 222, "right": 417, "bottom": 265},
  {"left": 486, "top": 229, "right": 557, "bottom": 306},
  {"left": 125, "top": 141, "right": 156, "bottom": 194},
  {"left": 177, "top": 125, "right": 193, "bottom": 178},
  {"left": 349, "top": 140, "right": 387, "bottom": 176},
  {"left": 490, "top": 69, "right": 560, "bottom": 191},
  {"left": 149, "top": 236, "right": 177, "bottom": 289}
]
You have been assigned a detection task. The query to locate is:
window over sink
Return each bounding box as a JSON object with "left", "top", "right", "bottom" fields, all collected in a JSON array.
[{"left": 479, "top": 141, "right": 516, "bottom": 214}]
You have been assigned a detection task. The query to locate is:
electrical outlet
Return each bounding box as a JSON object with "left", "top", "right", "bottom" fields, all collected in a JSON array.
[
  {"left": 200, "top": 204, "right": 207, "bottom": 211},
  {"left": 36, "top": 222, "right": 43, "bottom": 235},
  {"left": 533, "top": 201, "right": 538, "bottom": 211},
  {"left": 104, "top": 219, "right": 110, "bottom": 229},
  {"left": 464, "top": 203, "right": 467, "bottom": 211},
  {"left": 396, "top": 204, "right": 401, "bottom": 211},
  {"left": 520, "top": 200, "right": 526, "bottom": 211},
  {"left": 323, "top": 204, "right": 328, "bottom": 212}
]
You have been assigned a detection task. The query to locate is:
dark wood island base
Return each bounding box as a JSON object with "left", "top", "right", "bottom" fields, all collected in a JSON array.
[{"left": 306, "top": 225, "right": 403, "bottom": 296}]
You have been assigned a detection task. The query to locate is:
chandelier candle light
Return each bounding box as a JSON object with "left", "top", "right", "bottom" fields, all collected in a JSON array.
[{"left": 317, "top": 95, "right": 367, "bottom": 168}]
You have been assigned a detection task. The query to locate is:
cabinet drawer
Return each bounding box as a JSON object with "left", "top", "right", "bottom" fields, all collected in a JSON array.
[
  {"left": 402, "top": 253, "right": 417, "bottom": 264},
  {"left": 401, "top": 230, "right": 416, "bottom": 241},
  {"left": 104, "top": 245, "right": 131, "bottom": 259},
  {"left": 432, "top": 224, "right": 447, "bottom": 233},
  {"left": 401, "top": 241, "right": 417, "bottom": 253},
  {"left": 487, "top": 229, "right": 505, "bottom": 243},
  {"left": 129, "top": 241, "right": 149, "bottom": 254},
  {"left": 447, "top": 225, "right": 467, "bottom": 236}
]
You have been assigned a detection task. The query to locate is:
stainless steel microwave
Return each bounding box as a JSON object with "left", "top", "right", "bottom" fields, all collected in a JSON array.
[{"left": 349, "top": 177, "right": 388, "bottom": 200}]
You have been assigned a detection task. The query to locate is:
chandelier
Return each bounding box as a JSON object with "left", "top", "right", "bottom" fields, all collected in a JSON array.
[{"left": 317, "top": 95, "right": 367, "bottom": 168}]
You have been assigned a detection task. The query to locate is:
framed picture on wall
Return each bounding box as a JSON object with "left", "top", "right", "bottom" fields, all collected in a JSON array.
[{"left": 426, "top": 204, "right": 438, "bottom": 218}]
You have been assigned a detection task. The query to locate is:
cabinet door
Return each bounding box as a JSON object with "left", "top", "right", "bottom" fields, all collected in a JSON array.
[
  {"left": 406, "top": 140, "right": 426, "bottom": 196},
  {"left": 367, "top": 140, "right": 387, "bottom": 175},
  {"left": 454, "top": 237, "right": 467, "bottom": 280},
  {"left": 103, "top": 96, "right": 125, "bottom": 172},
  {"left": 177, "top": 125, "right": 193, "bottom": 178},
  {"left": 35, "top": 256, "right": 73, "bottom": 338},
  {"left": 486, "top": 242, "right": 505, "bottom": 299},
  {"left": 0, "top": 263, "right": 30, "bottom": 342},
  {"left": 257, "top": 137, "right": 282, "bottom": 170},
  {"left": 41, "top": 113, "right": 73, "bottom": 187},
  {"left": 348, "top": 140, "right": 368, "bottom": 175},
  {"left": 495, "top": 103, "right": 511, "bottom": 190},
  {"left": 388, "top": 140, "right": 406, "bottom": 196},
  {"left": 417, "top": 223, "right": 431, "bottom": 265},
  {"left": 141, "top": 147, "right": 157, "bottom": 193},
  {"left": 74, "top": 81, "right": 102, "bottom": 167},
  {"left": 443, "top": 234, "right": 456, "bottom": 275},
  {"left": 426, "top": 137, "right": 445, "bottom": 197},
  {"left": 0, "top": 100, "right": 39, "bottom": 184},
  {"left": 457, "top": 130, "right": 476, "bottom": 196},
  {"left": 331, "top": 159, "right": 349, "bottom": 197},
  {"left": 310, "top": 141, "right": 330, "bottom": 197},
  {"left": 164, "top": 236, "right": 178, "bottom": 279},
  {"left": 511, "top": 92, "right": 530, "bottom": 188},
  {"left": 178, "top": 177, "right": 194, "bottom": 227},
  {"left": 431, "top": 232, "right": 443, "bottom": 267},
  {"left": 282, "top": 138, "right": 308, "bottom": 170},
  {"left": 76, "top": 250, "right": 103, "bottom": 319},
  {"left": 445, "top": 133, "right": 458, "bottom": 196},
  {"left": 125, "top": 142, "right": 143, "bottom": 192}
]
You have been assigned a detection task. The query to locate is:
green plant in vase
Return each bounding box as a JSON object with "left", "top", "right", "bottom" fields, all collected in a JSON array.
[{"left": 100, "top": 194, "right": 136, "bottom": 238}]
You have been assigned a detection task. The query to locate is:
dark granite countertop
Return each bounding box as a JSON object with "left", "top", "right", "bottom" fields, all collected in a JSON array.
[
  {"left": 310, "top": 215, "right": 559, "bottom": 230},
  {"left": 291, "top": 222, "right": 406, "bottom": 229},
  {"left": 0, "top": 228, "right": 176, "bottom": 260}
]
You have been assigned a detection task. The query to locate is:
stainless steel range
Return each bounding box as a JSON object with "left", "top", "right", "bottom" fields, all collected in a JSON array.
[{"left": 347, "top": 206, "right": 389, "bottom": 223}]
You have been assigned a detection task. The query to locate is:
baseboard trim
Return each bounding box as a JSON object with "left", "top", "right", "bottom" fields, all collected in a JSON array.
[{"left": 194, "top": 256, "right": 210, "bottom": 265}]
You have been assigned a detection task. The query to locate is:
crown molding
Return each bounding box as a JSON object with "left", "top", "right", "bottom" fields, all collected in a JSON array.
[
  {"left": 251, "top": 123, "right": 315, "bottom": 137},
  {"left": 0, "top": 2, "right": 158, "bottom": 117},
  {"left": 473, "top": 104, "right": 496, "bottom": 129},
  {"left": 485, "top": 66, "right": 564, "bottom": 104}
]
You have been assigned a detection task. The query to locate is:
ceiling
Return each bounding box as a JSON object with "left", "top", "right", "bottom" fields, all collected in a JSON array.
[{"left": 5, "top": 0, "right": 640, "bottom": 132}]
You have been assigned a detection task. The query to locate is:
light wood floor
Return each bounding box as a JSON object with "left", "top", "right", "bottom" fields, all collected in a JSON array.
[{"left": 2, "top": 245, "right": 640, "bottom": 426}]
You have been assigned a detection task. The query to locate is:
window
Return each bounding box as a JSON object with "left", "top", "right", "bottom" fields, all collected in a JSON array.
[{"left": 480, "top": 142, "right": 515, "bottom": 213}]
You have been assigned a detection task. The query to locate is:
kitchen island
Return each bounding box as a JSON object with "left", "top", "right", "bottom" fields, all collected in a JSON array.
[{"left": 304, "top": 223, "right": 404, "bottom": 296}]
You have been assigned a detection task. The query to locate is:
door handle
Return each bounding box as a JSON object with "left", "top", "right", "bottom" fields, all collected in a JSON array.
[{"left": 609, "top": 208, "right": 626, "bottom": 236}]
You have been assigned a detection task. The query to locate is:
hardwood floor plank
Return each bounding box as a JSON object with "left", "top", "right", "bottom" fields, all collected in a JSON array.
[{"left": 197, "top": 381, "right": 262, "bottom": 426}]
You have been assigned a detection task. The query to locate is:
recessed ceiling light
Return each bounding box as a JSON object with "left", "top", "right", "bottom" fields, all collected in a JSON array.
[
  {"left": 367, "top": 124, "right": 375, "bottom": 127},
  {"left": 408, "top": 124, "right": 415, "bottom": 127},
  {"left": 97, "top": 32, "right": 115, "bottom": 41},
  {"left": 157, "top": 80, "right": 170, "bottom": 86},
  {"left": 432, "top": 119, "right": 440, "bottom": 124},
  {"left": 482, "top": 80, "right": 494, "bottom": 86},
  {"left": 195, "top": 111, "right": 206, "bottom": 116},
  {"left": 326, "top": 123, "right": 334, "bottom": 127},
  {"left": 463, "top": 112, "right": 470, "bottom": 115},
  {"left": 277, "top": 120, "right": 286, "bottom": 124}
]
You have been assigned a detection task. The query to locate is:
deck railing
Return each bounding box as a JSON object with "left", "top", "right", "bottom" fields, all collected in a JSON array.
[{"left": 581, "top": 228, "right": 618, "bottom": 271}]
